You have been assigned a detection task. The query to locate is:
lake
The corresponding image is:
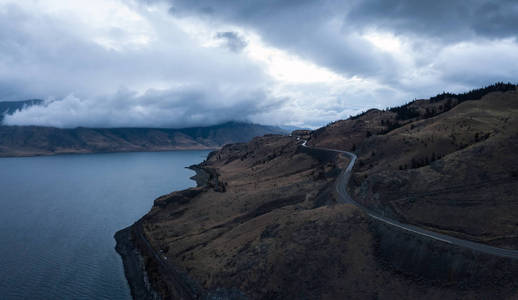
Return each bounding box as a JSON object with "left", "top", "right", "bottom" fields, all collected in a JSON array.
[{"left": 0, "top": 150, "right": 210, "bottom": 300}]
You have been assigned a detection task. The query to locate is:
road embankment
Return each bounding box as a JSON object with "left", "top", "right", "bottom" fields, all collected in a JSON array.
[{"left": 114, "top": 226, "right": 160, "bottom": 300}]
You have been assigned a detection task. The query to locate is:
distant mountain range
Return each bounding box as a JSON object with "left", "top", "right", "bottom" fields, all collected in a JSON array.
[
  {"left": 0, "top": 122, "right": 287, "bottom": 157},
  {"left": 0, "top": 100, "right": 287, "bottom": 157}
]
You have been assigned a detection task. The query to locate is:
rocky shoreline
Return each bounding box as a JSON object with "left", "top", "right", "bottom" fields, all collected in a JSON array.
[
  {"left": 114, "top": 163, "right": 211, "bottom": 300},
  {"left": 114, "top": 221, "right": 206, "bottom": 299},
  {"left": 114, "top": 161, "right": 248, "bottom": 299},
  {"left": 114, "top": 226, "right": 160, "bottom": 300}
]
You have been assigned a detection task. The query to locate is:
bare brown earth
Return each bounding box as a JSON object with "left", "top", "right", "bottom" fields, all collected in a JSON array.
[
  {"left": 124, "top": 131, "right": 517, "bottom": 299},
  {"left": 311, "top": 89, "right": 518, "bottom": 250}
]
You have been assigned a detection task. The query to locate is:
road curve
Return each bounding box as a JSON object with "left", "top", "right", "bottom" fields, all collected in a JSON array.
[{"left": 301, "top": 140, "right": 518, "bottom": 259}]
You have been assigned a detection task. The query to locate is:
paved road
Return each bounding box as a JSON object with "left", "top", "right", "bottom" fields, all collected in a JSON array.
[{"left": 301, "top": 140, "right": 518, "bottom": 259}]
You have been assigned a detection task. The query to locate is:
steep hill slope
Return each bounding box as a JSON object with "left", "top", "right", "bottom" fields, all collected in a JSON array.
[{"left": 310, "top": 85, "right": 518, "bottom": 249}]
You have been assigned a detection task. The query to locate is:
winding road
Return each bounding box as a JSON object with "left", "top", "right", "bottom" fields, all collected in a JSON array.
[
  {"left": 132, "top": 138, "right": 517, "bottom": 299},
  {"left": 301, "top": 140, "right": 518, "bottom": 259}
]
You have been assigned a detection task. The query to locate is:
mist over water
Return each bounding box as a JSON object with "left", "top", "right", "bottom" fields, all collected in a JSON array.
[{"left": 0, "top": 150, "right": 209, "bottom": 299}]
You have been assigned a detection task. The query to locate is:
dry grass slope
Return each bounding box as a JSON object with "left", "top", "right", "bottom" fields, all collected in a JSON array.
[{"left": 312, "top": 89, "right": 518, "bottom": 250}]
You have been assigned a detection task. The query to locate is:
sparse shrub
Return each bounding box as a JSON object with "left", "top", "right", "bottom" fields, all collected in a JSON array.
[
  {"left": 389, "top": 105, "right": 420, "bottom": 120},
  {"left": 430, "top": 82, "right": 516, "bottom": 104}
]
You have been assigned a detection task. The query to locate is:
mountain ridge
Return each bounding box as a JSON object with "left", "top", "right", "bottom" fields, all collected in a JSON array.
[
  {"left": 309, "top": 84, "right": 518, "bottom": 250},
  {"left": 0, "top": 121, "right": 287, "bottom": 157}
]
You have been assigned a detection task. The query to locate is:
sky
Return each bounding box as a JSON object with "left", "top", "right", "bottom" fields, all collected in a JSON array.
[{"left": 1, "top": 0, "right": 517, "bottom": 128}]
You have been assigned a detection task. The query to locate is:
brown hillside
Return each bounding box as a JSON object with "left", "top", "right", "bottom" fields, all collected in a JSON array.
[
  {"left": 312, "top": 88, "right": 518, "bottom": 249},
  {"left": 122, "top": 133, "right": 517, "bottom": 299}
]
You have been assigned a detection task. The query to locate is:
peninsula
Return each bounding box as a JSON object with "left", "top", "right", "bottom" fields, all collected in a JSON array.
[{"left": 116, "top": 83, "right": 518, "bottom": 299}]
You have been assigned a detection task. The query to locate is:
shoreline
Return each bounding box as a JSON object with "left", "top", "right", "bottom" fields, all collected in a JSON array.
[
  {"left": 0, "top": 147, "right": 219, "bottom": 159},
  {"left": 115, "top": 161, "right": 213, "bottom": 300},
  {"left": 114, "top": 226, "right": 160, "bottom": 300},
  {"left": 115, "top": 221, "right": 249, "bottom": 300}
]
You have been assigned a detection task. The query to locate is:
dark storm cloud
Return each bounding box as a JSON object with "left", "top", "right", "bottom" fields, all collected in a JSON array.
[
  {"left": 346, "top": 0, "right": 518, "bottom": 40},
  {"left": 167, "top": 0, "right": 518, "bottom": 41},
  {"left": 215, "top": 31, "right": 248, "bottom": 52},
  {"left": 165, "top": 0, "right": 391, "bottom": 77},
  {"left": 161, "top": 0, "right": 518, "bottom": 96}
]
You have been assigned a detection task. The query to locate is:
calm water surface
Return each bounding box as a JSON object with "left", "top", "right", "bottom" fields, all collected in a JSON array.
[{"left": 0, "top": 150, "right": 209, "bottom": 300}]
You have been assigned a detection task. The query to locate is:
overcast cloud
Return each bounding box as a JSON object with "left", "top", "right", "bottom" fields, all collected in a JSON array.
[{"left": 1, "top": 0, "right": 517, "bottom": 128}]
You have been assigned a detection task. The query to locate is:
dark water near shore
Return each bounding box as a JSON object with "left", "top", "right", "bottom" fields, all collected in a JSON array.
[{"left": 0, "top": 150, "right": 209, "bottom": 300}]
